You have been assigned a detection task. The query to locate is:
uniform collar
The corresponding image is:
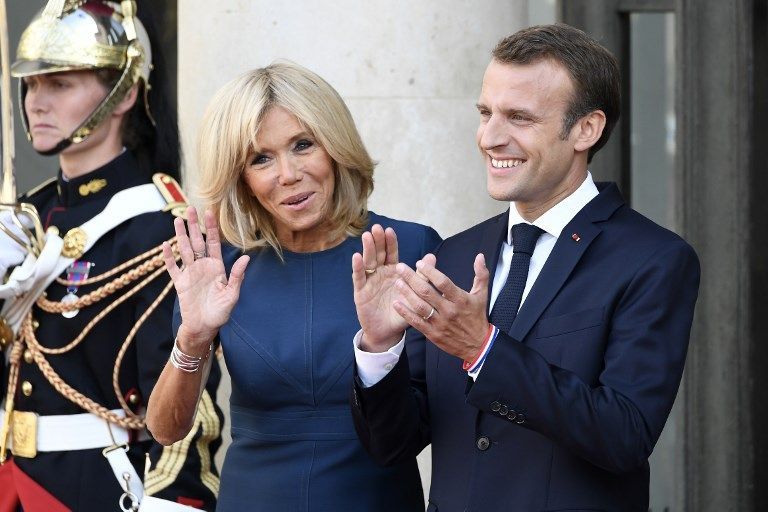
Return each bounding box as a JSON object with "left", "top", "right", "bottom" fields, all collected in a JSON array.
[{"left": 56, "top": 150, "right": 146, "bottom": 207}]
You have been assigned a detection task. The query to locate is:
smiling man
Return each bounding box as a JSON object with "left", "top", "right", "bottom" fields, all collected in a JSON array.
[{"left": 350, "top": 24, "right": 700, "bottom": 512}]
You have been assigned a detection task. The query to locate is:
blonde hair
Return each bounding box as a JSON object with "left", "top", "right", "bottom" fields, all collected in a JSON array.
[{"left": 196, "top": 61, "right": 374, "bottom": 253}]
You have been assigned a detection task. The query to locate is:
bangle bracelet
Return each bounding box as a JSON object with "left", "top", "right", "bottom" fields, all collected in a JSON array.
[{"left": 170, "top": 337, "right": 211, "bottom": 373}]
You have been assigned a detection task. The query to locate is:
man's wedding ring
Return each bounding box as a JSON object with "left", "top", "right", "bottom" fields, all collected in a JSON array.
[
  {"left": 365, "top": 268, "right": 376, "bottom": 275},
  {"left": 423, "top": 307, "right": 435, "bottom": 321}
]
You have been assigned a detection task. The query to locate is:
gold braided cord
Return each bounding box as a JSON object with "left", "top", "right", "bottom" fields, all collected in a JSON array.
[
  {"left": 2, "top": 339, "right": 23, "bottom": 416},
  {"left": 55, "top": 237, "right": 172, "bottom": 286},
  {"left": 31, "top": 239, "right": 179, "bottom": 356},
  {"left": 31, "top": 265, "right": 168, "bottom": 355},
  {"left": 113, "top": 277, "right": 174, "bottom": 419},
  {"left": 40, "top": 242, "right": 175, "bottom": 315},
  {"left": 0, "top": 339, "right": 22, "bottom": 461},
  {"left": 43, "top": 255, "right": 163, "bottom": 312},
  {"left": 6, "top": 339, "right": 22, "bottom": 387},
  {"left": 22, "top": 327, "right": 145, "bottom": 429},
  {"left": 4, "top": 238, "right": 183, "bottom": 430}
]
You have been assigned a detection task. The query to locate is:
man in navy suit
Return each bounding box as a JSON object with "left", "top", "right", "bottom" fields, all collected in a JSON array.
[{"left": 350, "top": 24, "right": 700, "bottom": 512}]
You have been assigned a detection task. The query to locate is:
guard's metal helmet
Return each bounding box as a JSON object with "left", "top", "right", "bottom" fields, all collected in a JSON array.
[{"left": 11, "top": 0, "right": 153, "bottom": 155}]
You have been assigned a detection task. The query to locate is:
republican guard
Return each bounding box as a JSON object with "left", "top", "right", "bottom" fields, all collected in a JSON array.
[{"left": 0, "top": 1, "right": 223, "bottom": 510}]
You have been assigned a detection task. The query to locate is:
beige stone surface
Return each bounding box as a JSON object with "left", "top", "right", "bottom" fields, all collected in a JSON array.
[
  {"left": 346, "top": 97, "right": 492, "bottom": 236},
  {"left": 179, "top": 0, "right": 528, "bottom": 235}
]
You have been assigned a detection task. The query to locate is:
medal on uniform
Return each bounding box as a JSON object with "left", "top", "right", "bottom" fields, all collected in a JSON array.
[{"left": 61, "top": 261, "right": 93, "bottom": 318}]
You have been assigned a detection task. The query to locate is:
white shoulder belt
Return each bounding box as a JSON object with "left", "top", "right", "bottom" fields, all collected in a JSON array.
[{"left": 0, "top": 183, "right": 168, "bottom": 336}]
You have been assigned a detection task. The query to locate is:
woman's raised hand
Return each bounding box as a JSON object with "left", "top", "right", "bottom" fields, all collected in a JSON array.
[
  {"left": 162, "top": 206, "right": 250, "bottom": 353},
  {"left": 351, "top": 224, "right": 409, "bottom": 352}
]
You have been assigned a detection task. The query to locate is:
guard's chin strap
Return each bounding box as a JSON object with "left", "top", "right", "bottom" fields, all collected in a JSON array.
[{"left": 35, "top": 138, "right": 72, "bottom": 156}]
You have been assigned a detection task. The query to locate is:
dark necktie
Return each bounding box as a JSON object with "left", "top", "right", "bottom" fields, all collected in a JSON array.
[{"left": 489, "top": 223, "right": 545, "bottom": 333}]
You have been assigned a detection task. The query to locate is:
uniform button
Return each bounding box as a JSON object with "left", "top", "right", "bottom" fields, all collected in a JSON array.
[
  {"left": 515, "top": 413, "right": 526, "bottom": 425},
  {"left": 21, "top": 381, "right": 33, "bottom": 396},
  {"left": 128, "top": 393, "right": 141, "bottom": 406},
  {"left": 32, "top": 320, "right": 39, "bottom": 330},
  {"left": 476, "top": 436, "right": 490, "bottom": 451},
  {"left": 507, "top": 410, "right": 517, "bottom": 421},
  {"left": 23, "top": 350, "right": 34, "bottom": 364},
  {"left": 0, "top": 318, "right": 11, "bottom": 349},
  {"left": 490, "top": 401, "right": 500, "bottom": 412},
  {"left": 499, "top": 405, "right": 508, "bottom": 415},
  {"left": 383, "top": 363, "right": 393, "bottom": 371}
]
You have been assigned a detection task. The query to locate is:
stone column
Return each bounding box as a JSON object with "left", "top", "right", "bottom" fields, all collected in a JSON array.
[{"left": 178, "top": 0, "right": 528, "bottom": 237}]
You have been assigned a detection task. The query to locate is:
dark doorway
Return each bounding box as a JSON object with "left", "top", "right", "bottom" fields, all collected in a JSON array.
[{"left": 560, "top": 1, "right": 768, "bottom": 510}]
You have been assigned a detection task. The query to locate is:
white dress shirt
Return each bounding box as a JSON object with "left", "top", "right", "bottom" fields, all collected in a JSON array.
[{"left": 354, "top": 173, "right": 599, "bottom": 387}]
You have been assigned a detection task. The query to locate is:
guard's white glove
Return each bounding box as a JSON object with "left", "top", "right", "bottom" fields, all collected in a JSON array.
[
  {"left": 0, "top": 210, "right": 31, "bottom": 282},
  {"left": 0, "top": 230, "right": 64, "bottom": 335}
]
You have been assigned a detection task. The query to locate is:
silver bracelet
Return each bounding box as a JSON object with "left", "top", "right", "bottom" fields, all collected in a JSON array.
[{"left": 170, "top": 337, "right": 211, "bottom": 373}]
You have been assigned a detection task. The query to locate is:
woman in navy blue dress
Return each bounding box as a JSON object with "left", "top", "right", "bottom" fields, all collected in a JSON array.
[{"left": 146, "top": 62, "right": 440, "bottom": 511}]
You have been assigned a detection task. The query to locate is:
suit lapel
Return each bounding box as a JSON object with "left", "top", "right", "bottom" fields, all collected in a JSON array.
[
  {"left": 508, "top": 183, "right": 625, "bottom": 342},
  {"left": 509, "top": 221, "right": 600, "bottom": 341}
]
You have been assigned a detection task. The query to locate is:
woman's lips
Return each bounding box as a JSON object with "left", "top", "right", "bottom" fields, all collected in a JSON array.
[{"left": 282, "top": 192, "right": 314, "bottom": 210}]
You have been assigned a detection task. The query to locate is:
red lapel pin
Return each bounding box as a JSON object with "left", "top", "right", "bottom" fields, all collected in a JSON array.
[{"left": 571, "top": 233, "right": 581, "bottom": 242}]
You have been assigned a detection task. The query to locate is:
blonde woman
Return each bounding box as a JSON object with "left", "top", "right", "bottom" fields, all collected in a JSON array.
[{"left": 147, "top": 62, "right": 439, "bottom": 511}]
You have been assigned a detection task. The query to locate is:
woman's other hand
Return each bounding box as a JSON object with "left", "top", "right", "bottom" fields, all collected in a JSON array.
[
  {"left": 162, "top": 206, "right": 249, "bottom": 354},
  {"left": 352, "top": 224, "right": 409, "bottom": 352}
]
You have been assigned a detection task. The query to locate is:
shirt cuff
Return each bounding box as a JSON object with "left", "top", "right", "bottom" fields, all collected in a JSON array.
[
  {"left": 353, "top": 329, "right": 406, "bottom": 388},
  {"left": 464, "top": 324, "right": 500, "bottom": 381}
]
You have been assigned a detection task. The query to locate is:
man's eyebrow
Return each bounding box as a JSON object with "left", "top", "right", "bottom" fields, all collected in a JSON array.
[
  {"left": 502, "top": 107, "right": 541, "bottom": 121},
  {"left": 475, "top": 103, "right": 543, "bottom": 122}
]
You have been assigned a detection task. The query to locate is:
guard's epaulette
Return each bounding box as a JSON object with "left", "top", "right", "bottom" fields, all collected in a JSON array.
[
  {"left": 22, "top": 177, "right": 57, "bottom": 200},
  {"left": 152, "top": 173, "right": 188, "bottom": 218}
]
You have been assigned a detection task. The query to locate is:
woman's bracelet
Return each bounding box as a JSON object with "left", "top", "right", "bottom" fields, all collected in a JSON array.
[{"left": 170, "top": 337, "right": 212, "bottom": 373}]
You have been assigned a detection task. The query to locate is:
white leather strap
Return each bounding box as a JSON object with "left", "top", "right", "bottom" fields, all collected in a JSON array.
[
  {"left": 139, "top": 496, "right": 204, "bottom": 511},
  {"left": 104, "top": 443, "right": 145, "bottom": 502},
  {"left": 0, "top": 407, "right": 150, "bottom": 452},
  {"left": 67, "top": 183, "right": 167, "bottom": 259},
  {"left": 0, "top": 407, "right": 200, "bottom": 510},
  {"left": 105, "top": 449, "right": 205, "bottom": 511}
]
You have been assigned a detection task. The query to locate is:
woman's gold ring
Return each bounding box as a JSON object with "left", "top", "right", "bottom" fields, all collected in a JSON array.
[{"left": 364, "top": 268, "right": 376, "bottom": 275}]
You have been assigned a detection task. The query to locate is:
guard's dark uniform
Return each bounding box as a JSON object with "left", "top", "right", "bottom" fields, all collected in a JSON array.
[{"left": 0, "top": 151, "right": 223, "bottom": 511}]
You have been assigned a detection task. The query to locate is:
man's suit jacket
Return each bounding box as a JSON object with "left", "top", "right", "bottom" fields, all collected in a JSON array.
[{"left": 351, "top": 183, "right": 700, "bottom": 512}]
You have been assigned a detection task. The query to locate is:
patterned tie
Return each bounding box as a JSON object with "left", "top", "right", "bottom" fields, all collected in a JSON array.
[{"left": 489, "top": 223, "right": 545, "bottom": 333}]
